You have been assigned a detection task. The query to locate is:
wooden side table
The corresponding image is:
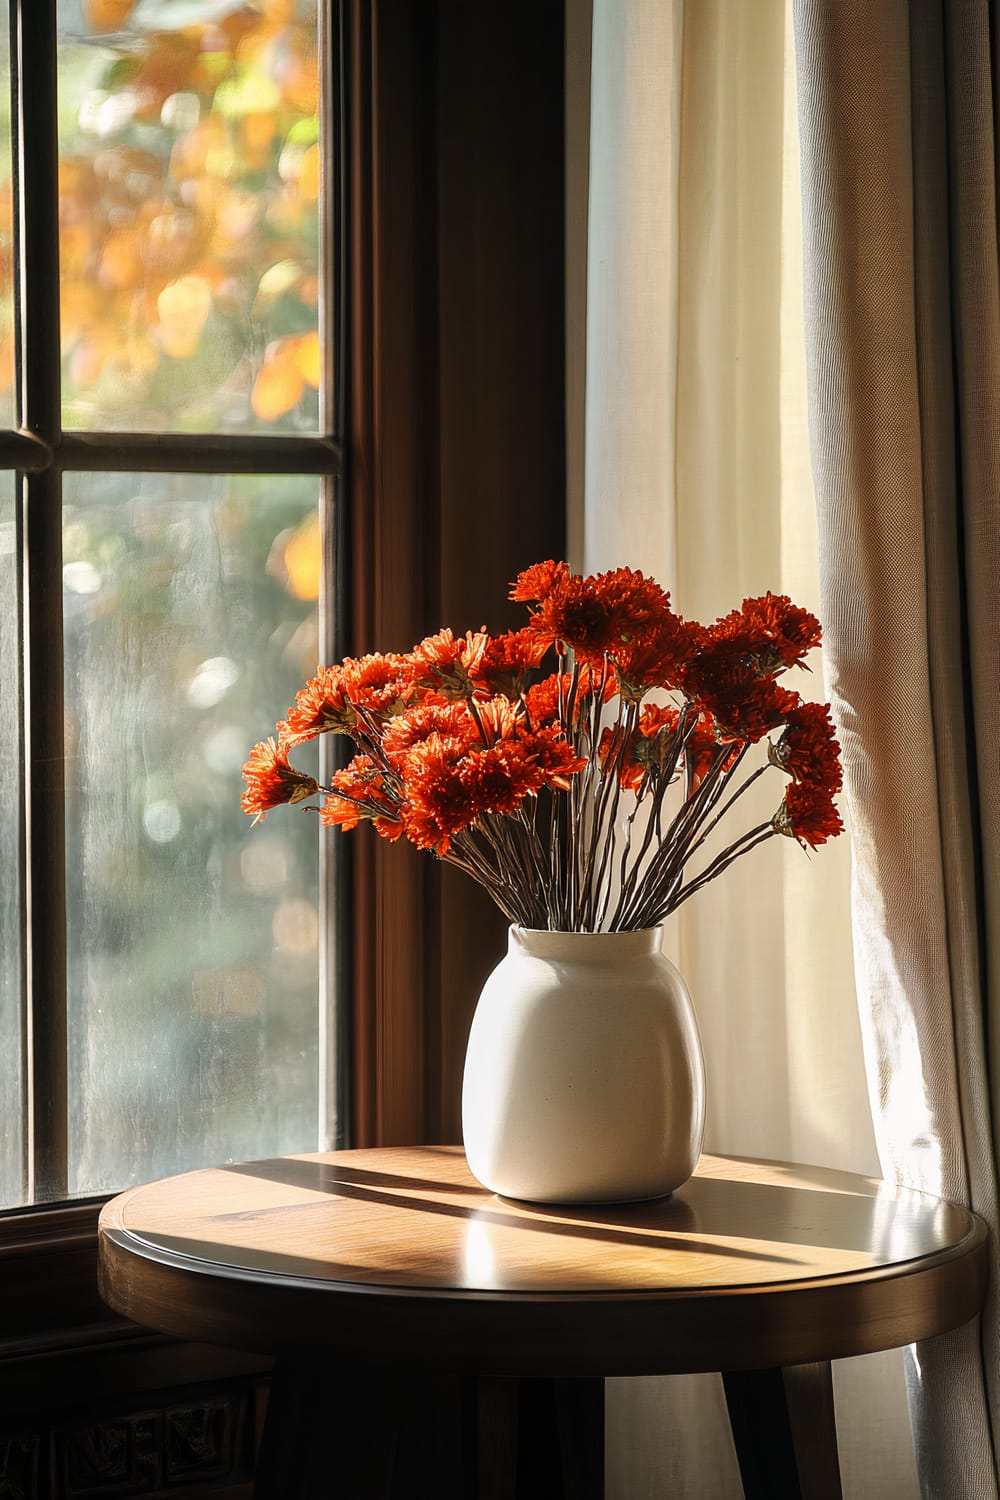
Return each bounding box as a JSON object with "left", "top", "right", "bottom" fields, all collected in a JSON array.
[{"left": 98, "top": 1147, "right": 987, "bottom": 1499}]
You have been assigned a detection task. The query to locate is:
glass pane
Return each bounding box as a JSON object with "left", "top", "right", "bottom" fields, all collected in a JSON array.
[
  {"left": 0, "top": 482, "right": 22, "bottom": 1203},
  {"left": 57, "top": 0, "right": 321, "bottom": 435},
  {"left": 63, "top": 471, "right": 322, "bottom": 1196}
]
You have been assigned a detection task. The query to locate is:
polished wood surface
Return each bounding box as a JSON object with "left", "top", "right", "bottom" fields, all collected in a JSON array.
[
  {"left": 98, "top": 1147, "right": 987, "bottom": 1377},
  {"left": 102, "top": 1147, "right": 969, "bottom": 1291}
]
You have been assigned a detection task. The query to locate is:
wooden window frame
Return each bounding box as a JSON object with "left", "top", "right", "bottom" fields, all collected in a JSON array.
[
  {"left": 13, "top": 0, "right": 347, "bottom": 1205},
  {"left": 1, "top": 0, "right": 567, "bottom": 1368}
]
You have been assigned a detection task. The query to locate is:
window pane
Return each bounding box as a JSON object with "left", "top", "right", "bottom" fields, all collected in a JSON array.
[
  {"left": 63, "top": 471, "right": 323, "bottom": 1196},
  {"left": 57, "top": 0, "right": 321, "bottom": 435},
  {"left": 0, "top": 482, "right": 22, "bottom": 1202}
]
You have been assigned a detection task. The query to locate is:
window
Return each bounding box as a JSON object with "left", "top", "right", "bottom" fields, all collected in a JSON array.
[{"left": 4, "top": 0, "right": 346, "bottom": 1208}]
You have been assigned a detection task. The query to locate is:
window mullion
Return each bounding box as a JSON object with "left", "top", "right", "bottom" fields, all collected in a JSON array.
[
  {"left": 318, "top": 0, "right": 347, "bottom": 1150},
  {"left": 13, "top": 0, "right": 60, "bottom": 440},
  {"left": 13, "top": 0, "right": 66, "bottom": 1199}
]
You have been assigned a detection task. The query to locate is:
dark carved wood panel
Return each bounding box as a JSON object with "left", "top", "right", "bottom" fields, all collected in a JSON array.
[
  {"left": 0, "top": 1381, "right": 258, "bottom": 1499},
  {"left": 0, "top": 1435, "right": 41, "bottom": 1498}
]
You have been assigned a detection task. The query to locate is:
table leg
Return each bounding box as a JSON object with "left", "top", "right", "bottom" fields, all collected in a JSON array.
[
  {"left": 472, "top": 1378, "right": 605, "bottom": 1500},
  {"left": 255, "top": 1366, "right": 605, "bottom": 1499},
  {"left": 553, "top": 1378, "right": 605, "bottom": 1500},
  {"left": 253, "top": 1360, "right": 400, "bottom": 1499},
  {"left": 722, "top": 1362, "right": 843, "bottom": 1500},
  {"left": 475, "top": 1377, "right": 520, "bottom": 1500}
]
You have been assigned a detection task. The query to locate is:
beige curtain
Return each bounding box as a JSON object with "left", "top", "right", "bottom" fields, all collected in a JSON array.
[
  {"left": 793, "top": 2, "right": 1000, "bottom": 1495},
  {"left": 569, "top": 0, "right": 920, "bottom": 1492}
]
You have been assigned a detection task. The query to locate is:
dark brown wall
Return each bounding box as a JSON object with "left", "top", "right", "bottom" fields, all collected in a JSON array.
[{"left": 350, "top": 0, "right": 566, "bottom": 1146}]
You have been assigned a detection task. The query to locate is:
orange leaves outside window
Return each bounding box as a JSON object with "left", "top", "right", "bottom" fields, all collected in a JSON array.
[
  {"left": 156, "top": 276, "right": 213, "bottom": 360},
  {"left": 251, "top": 331, "right": 320, "bottom": 421},
  {"left": 42, "top": 2, "right": 322, "bottom": 431},
  {"left": 82, "top": 0, "right": 135, "bottom": 32}
]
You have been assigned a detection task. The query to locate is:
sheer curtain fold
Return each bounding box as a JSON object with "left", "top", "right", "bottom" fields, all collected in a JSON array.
[
  {"left": 793, "top": 1, "right": 1000, "bottom": 1494},
  {"left": 575, "top": 0, "right": 917, "bottom": 1494}
]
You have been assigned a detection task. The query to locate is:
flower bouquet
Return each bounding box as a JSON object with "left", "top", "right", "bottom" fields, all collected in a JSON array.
[{"left": 242, "top": 560, "right": 843, "bottom": 932}]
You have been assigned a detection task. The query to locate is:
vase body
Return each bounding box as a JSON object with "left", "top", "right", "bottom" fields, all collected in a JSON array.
[{"left": 461, "top": 925, "right": 706, "bottom": 1204}]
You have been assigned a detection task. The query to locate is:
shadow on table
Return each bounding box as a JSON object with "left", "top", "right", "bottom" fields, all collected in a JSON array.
[{"left": 216, "top": 1156, "right": 901, "bottom": 1263}]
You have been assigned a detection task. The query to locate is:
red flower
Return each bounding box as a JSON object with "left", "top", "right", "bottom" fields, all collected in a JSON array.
[
  {"left": 400, "top": 734, "right": 479, "bottom": 846},
  {"left": 707, "top": 593, "right": 821, "bottom": 674},
  {"left": 773, "top": 781, "right": 844, "bottom": 849},
  {"left": 470, "top": 629, "right": 549, "bottom": 698},
  {"left": 460, "top": 743, "right": 547, "bottom": 816},
  {"left": 241, "top": 735, "right": 320, "bottom": 824},
  {"left": 474, "top": 695, "right": 523, "bottom": 744},
  {"left": 611, "top": 615, "right": 706, "bottom": 701},
  {"left": 319, "top": 755, "right": 404, "bottom": 840},
  {"left": 285, "top": 665, "right": 355, "bottom": 743},
  {"left": 412, "top": 629, "right": 488, "bottom": 698},
  {"left": 242, "top": 560, "right": 841, "bottom": 922},
  {"left": 771, "top": 701, "right": 843, "bottom": 791},
  {"left": 523, "top": 666, "right": 617, "bottom": 728},
  {"left": 513, "top": 724, "right": 588, "bottom": 791},
  {"left": 731, "top": 679, "right": 798, "bottom": 743},
  {"left": 686, "top": 656, "right": 799, "bottom": 745},
  {"left": 509, "top": 559, "right": 571, "bottom": 602},
  {"left": 341, "top": 653, "right": 417, "bottom": 717},
  {"left": 525, "top": 567, "right": 673, "bottom": 665},
  {"left": 381, "top": 701, "right": 477, "bottom": 765}
]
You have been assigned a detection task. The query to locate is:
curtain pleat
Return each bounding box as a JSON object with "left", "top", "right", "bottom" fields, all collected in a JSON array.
[{"left": 793, "top": 1, "right": 1000, "bottom": 1493}]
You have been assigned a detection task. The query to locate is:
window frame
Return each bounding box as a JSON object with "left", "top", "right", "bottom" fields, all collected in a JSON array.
[
  {"left": 12, "top": 0, "right": 348, "bottom": 1206},
  {"left": 0, "top": 0, "right": 568, "bottom": 1362}
]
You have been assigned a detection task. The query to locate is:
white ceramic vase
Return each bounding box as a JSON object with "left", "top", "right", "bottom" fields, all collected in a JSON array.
[{"left": 461, "top": 925, "right": 706, "bottom": 1204}]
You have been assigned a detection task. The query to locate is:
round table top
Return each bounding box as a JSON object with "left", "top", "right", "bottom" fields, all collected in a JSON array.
[{"left": 98, "top": 1147, "right": 988, "bottom": 1376}]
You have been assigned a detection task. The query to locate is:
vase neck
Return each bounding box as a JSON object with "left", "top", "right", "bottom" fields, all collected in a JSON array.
[{"left": 508, "top": 926, "right": 664, "bottom": 961}]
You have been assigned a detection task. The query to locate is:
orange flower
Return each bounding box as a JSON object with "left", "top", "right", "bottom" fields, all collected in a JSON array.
[
  {"left": 611, "top": 615, "right": 705, "bottom": 701},
  {"left": 285, "top": 664, "right": 355, "bottom": 743},
  {"left": 509, "top": 559, "right": 570, "bottom": 602},
  {"left": 341, "top": 652, "right": 417, "bottom": 717},
  {"left": 513, "top": 725, "right": 588, "bottom": 791},
  {"left": 680, "top": 711, "right": 739, "bottom": 785},
  {"left": 599, "top": 723, "right": 643, "bottom": 792},
  {"left": 773, "top": 781, "right": 844, "bottom": 849},
  {"left": 460, "top": 743, "right": 547, "bottom": 815},
  {"left": 400, "top": 734, "right": 479, "bottom": 846},
  {"left": 686, "top": 658, "right": 799, "bottom": 745},
  {"left": 523, "top": 673, "right": 568, "bottom": 727},
  {"left": 319, "top": 755, "right": 403, "bottom": 839},
  {"left": 523, "top": 666, "right": 617, "bottom": 728},
  {"left": 770, "top": 701, "right": 843, "bottom": 792},
  {"left": 241, "top": 735, "right": 319, "bottom": 824},
  {"left": 381, "top": 701, "right": 477, "bottom": 765},
  {"left": 706, "top": 594, "right": 821, "bottom": 674},
  {"left": 412, "top": 628, "right": 488, "bottom": 698},
  {"left": 401, "top": 804, "right": 456, "bottom": 854},
  {"left": 474, "top": 695, "right": 523, "bottom": 744},
  {"left": 319, "top": 793, "right": 363, "bottom": 831},
  {"left": 525, "top": 567, "right": 672, "bottom": 665},
  {"left": 470, "top": 629, "right": 549, "bottom": 698},
  {"left": 242, "top": 560, "right": 841, "bottom": 924}
]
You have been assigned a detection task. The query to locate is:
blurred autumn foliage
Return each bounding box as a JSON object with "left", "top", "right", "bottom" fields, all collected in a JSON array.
[
  {"left": 0, "top": 2, "right": 331, "bottom": 1211},
  {"left": 0, "top": 0, "right": 322, "bottom": 430}
]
